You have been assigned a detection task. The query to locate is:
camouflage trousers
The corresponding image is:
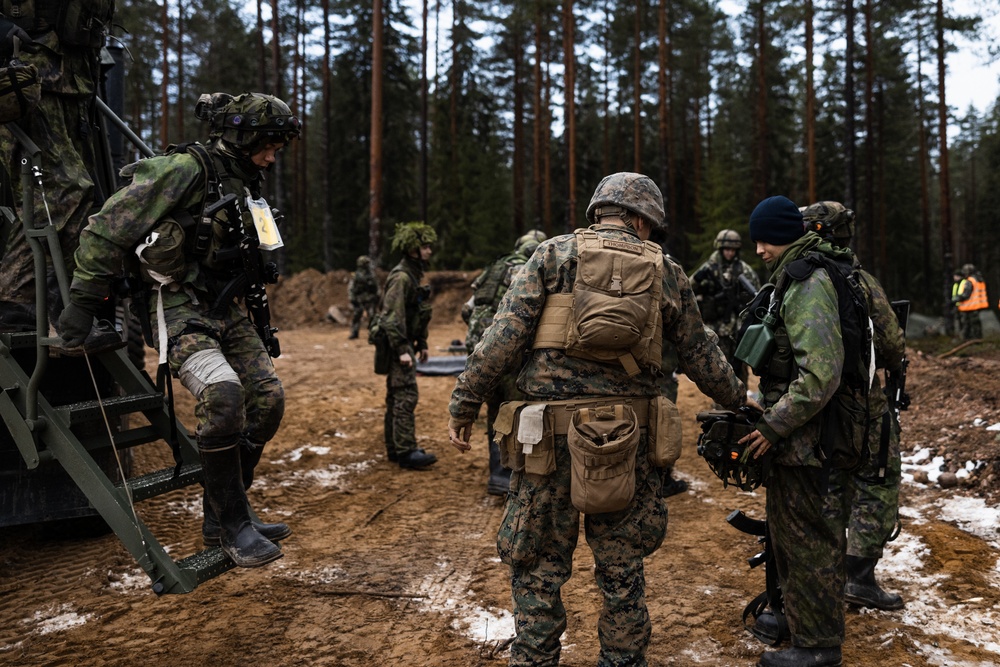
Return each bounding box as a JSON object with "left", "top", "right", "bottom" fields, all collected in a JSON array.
[
  {"left": 498, "top": 435, "right": 668, "bottom": 667},
  {"left": 384, "top": 355, "right": 419, "bottom": 455},
  {"left": 824, "top": 410, "right": 901, "bottom": 558},
  {"left": 0, "top": 92, "right": 95, "bottom": 304},
  {"left": 158, "top": 300, "right": 284, "bottom": 449},
  {"left": 958, "top": 310, "right": 983, "bottom": 340},
  {"left": 350, "top": 298, "right": 378, "bottom": 337},
  {"left": 767, "top": 464, "right": 849, "bottom": 648}
]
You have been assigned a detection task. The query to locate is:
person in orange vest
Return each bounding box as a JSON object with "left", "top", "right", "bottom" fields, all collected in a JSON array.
[{"left": 952, "top": 263, "right": 988, "bottom": 340}]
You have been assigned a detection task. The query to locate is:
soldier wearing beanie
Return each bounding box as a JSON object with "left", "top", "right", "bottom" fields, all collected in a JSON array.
[{"left": 738, "top": 195, "right": 857, "bottom": 667}]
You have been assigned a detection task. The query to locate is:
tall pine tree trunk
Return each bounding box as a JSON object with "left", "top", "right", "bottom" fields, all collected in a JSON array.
[
  {"left": 753, "top": 0, "right": 767, "bottom": 202},
  {"left": 513, "top": 31, "right": 525, "bottom": 235},
  {"left": 935, "top": 0, "right": 954, "bottom": 322},
  {"left": 633, "top": 0, "right": 642, "bottom": 172},
  {"left": 917, "top": 23, "right": 932, "bottom": 301},
  {"left": 533, "top": 8, "right": 543, "bottom": 225},
  {"left": 176, "top": 0, "right": 185, "bottom": 139},
  {"left": 563, "top": 0, "right": 576, "bottom": 233},
  {"left": 159, "top": 1, "right": 169, "bottom": 148},
  {"left": 369, "top": 0, "right": 385, "bottom": 261},
  {"left": 322, "top": 0, "right": 332, "bottom": 270},
  {"left": 420, "top": 0, "right": 429, "bottom": 224},
  {"left": 805, "top": 0, "right": 815, "bottom": 203},
  {"left": 845, "top": 0, "right": 857, "bottom": 209},
  {"left": 863, "top": 0, "right": 875, "bottom": 266},
  {"left": 257, "top": 0, "right": 266, "bottom": 90}
]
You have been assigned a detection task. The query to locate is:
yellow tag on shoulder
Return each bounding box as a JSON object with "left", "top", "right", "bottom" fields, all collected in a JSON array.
[{"left": 247, "top": 196, "right": 284, "bottom": 250}]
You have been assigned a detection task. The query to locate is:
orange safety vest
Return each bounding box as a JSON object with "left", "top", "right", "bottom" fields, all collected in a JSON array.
[{"left": 957, "top": 277, "right": 988, "bottom": 312}]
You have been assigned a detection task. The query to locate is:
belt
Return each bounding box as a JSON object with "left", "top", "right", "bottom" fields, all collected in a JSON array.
[{"left": 537, "top": 396, "right": 652, "bottom": 435}]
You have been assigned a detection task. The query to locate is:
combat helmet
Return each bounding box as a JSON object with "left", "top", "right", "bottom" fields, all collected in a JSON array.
[
  {"left": 357, "top": 255, "right": 371, "bottom": 268},
  {"left": 196, "top": 91, "right": 301, "bottom": 155},
  {"left": 586, "top": 172, "right": 665, "bottom": 229},
  {"left": 391, "top": 222, "right": 437, "bottom": 254},
  {"left": 714, "top": 229, "right": 742, "bottom": 250},
  {"left": 515, "top": 229, "right": 547, "bottom": 257},
  {"left": 962, "top": 263, "right": 977, "bottom": 277},
  {"left": 801, "top": 201, "right": 855, "bottom": 246}
]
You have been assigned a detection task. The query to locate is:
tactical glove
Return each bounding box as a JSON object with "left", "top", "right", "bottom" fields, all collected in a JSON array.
[
  {"left": 57, "top": 293, "right": 105, "bottom": 348},
  {"left": 0, "top": 18, "right": 37, "bottom": 58}
]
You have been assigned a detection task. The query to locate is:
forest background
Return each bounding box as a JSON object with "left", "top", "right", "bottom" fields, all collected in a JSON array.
[{"left": 114, "top": 0, "right": 999, "bottom": 321}]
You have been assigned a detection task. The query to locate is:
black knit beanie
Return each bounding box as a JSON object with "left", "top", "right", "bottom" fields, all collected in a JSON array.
[{"left": 748, "top": 196, "right": 805, "bottom": 245}]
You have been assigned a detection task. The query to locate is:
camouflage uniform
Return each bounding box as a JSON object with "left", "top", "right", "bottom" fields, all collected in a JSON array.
[
  {"left": 0, "top": 5, "right": 112, "bottom": 317},
  {"left": 449, "top": 225, "right": 745, "bottom": 667},
  {"left": 70, "top": 150, "right": 284, "bottom": 451},
  {"left": 689, "top": 249, "right": 760, "bottom": 381},
  {"left": 380, "top": 255, "right": 432, "bottom": 458},
  {"left": 348, "top": 256, "right": 380, "bottom": 339},
  {"left": 754, "top": 232, "right": 854, "bottom": 650}
]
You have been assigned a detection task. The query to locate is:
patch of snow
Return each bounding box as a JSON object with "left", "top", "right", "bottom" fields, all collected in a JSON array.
[
  {"left": 24, "top": 604, "right": 92, "bottom": 635},
  {"left": 279, "top": 460, "right": 372, "bottom": 487},
  {"left": 282, "top": 445, "right": 332, "bottom": 462}
]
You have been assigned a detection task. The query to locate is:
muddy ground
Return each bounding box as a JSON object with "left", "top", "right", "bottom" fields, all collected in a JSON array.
[{"left": 1, "top": 270, "right": 999, "bottom": 666}]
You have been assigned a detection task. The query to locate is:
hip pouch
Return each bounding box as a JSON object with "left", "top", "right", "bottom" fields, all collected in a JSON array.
[
  {"left": 492, "top": 401, "right": 555, "bottom": 475},
  {"left": 647, "top": 395, "right": 683, "bottom": 467},
  {"left": 819, "top": 388, "right": 871, "bottom": 472},
  {"left": 567, "top": 404, "right": 640, "bottom": 514}
]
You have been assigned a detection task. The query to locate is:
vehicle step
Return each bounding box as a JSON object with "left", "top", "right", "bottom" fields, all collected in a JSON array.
[
  {"left": 174, "top": 547, "right": 237, "bottom": 588},
  {"left": 56, "top": 392, "right": 163, "bottom": 426},
  {"left": 78, "top": 424, "right": 165, "bottom": 451},
  {"left": 0, "top": 331, "right": 39, "bottom": 350},
  {"left": 122, "top": 463, "right": 202, "bottom": 502}
]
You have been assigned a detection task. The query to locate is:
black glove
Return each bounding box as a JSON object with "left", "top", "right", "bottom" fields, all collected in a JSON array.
[
  {"left": 0, "top": 18, "right": 36, "bottom": 59},
  {"left": 58, "top": 301, "right": 99, "bottom": 348}
]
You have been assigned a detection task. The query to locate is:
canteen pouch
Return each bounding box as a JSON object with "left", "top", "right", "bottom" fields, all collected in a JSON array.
[
  {"left": 518, "top": 403, "right": 555, "bottom": 476},
  {"left": 647, "top": 395, "right": 683, "bottom": 467},
  {"left": 735, "top": 320, "right": 776, "bottom": 375},
  {"left": 493, "top": 401, "right": 528, "bottom": 472},
  {"left": 567, "top": 405, "right": 640, "bottom": 514}
]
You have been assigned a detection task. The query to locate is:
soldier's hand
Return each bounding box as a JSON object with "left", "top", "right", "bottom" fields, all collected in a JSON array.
[
  {"left": 448, "top": 417, "right": 473, "bottom": 453},
  {"left": 739, "top": 429, "right": 772, "bottom": 458},
  {"left": 745, "top": 396, "right": 763, "bottom": 413},
  {"left": 417, "top": 349, "right": 428, "bottom": 363},
  {"left": 399, "top": 352, "right": 413, "bottom": 368},
  {"left": 58, "top": 302, "right": 96, "bottom": 348},
  {"left": 0, "top": 18, "right": 36, "bottom": 58}
]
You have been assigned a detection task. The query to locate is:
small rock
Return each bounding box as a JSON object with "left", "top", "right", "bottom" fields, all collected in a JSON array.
[
  {"left": 939, "top": 472, "right": 959, "bottom": 489},
  {"left": 912, "top": 470, "right": 929, "bottom": 484}
]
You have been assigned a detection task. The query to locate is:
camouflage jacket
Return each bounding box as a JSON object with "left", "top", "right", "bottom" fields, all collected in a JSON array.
[
  {"left": 449, "top": 224, "right": 746, "bottom": 423},
  {"left": 70, "top": 148, "right": 261, "bottom": 309},
  {"left": 380, "top": 255, "right": 432, "bottom": 355},
  {"left": 756, "top": 233, "right": 851, "bottom": 467},
  {"left": 463, "top": 251, "right": 529, "bottom": 354},
  {"left": 348, "top": 265, "right": 380, "bottom": 305},
  {"left": 690, "top": 251, "right": 761, "bottom": 338}
]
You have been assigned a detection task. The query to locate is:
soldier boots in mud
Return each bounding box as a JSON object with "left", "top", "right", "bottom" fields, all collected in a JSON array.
[{"left": 844, "top": 555, "right": 904, "bottom": 610}]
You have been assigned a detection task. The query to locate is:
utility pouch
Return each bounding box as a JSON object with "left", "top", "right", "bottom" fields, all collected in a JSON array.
[
  {"left": 493, "top": 401, "right": 528, "bottom": 472},
  {"left": 567, "top": 405, "right": 640, "bottom": 514},
  {"left": 735, "top": 318, "right": 776, "bottom": 374},
  {"left": 647, "top": 395, "right": 683, "bottom": 467},
  {"left": 368, "top": 314, "right": 391, "bottom": 375},
  {"left": 518, "top": 403, "right": 555, "bottom": 475},
  {"left": 819, "top": 389, "right": 870, "bottom": 471}
]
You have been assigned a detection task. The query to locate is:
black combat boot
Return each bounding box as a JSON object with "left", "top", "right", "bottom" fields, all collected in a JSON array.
[
  {"left": 202, "top": 441, "right": 291, "bottom": 545},
  {"left": 487, "top": 440, "right": 511, "bottom": 496},
  {"left": 844, "top": 555, "right": 904, "bottom": 610},
  {"left": 659, "top": 467, "right": 689, "bottom": 497},
  {"left": 758, "top": 646, "right": 842, "bottom": 667},
  {"left": 200, "top": 446, "right": 283, "bottom": 567},
  {"left": 398, "top": 448, "right": 437, "bottom": 469}
]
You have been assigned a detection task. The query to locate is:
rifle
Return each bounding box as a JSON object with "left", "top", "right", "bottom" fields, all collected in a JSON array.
[
  {"left": 727, "top": 509, "right": 788, "bottom": 645},
  {"left": 885, "top": 300, "right": 911, "bottom": 423}
]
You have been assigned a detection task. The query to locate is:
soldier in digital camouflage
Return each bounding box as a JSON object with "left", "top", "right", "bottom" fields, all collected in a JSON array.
[
  {"left": 59, "top": 92, "right": 301, "bottom": 569},
  {"left": 689, "top": 229, "right": 761, "bottom": 386},
  {"left": 461, "top": 229, "right": 545, "bottom": 495},
  {"left": 0, "top": 2, "right": 116, "bottom": 339},
  {"left": 348, "top": 255, "right": 380, "bottom": 339},
  {"left": 804, "top": 202, "right": 906, "bottom": 611},
  {"left": 448, "top": 172, "right": 752, "bottom": 667},
  {"left": 737, "top": 196, "right": 855, "bottom": 667},
  {"left": 379, "top": 221, "right": 438, "bottom": 470}
]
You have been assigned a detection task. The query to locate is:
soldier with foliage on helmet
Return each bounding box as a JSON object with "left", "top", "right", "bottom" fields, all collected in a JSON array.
[
  {"left": 952, "top": 263, "right": 988, "bottom": 340},
  {"left": 378, "top": 222, "right": 438, "bottom": 470},
  {"left": 690, "top": 229, "right": 761, "bottom": 384},
  {"left": 58, "top": 92, "right": 301, "bottom": 568},
  {"left": 460, "top": 229, "right": 546, "bottom": 495},
  {"left": 348, "top": 255, "right": 380, "bottom": 339},
  {"left": 447, "top": 173, "right": 753, "bottom": 666}
]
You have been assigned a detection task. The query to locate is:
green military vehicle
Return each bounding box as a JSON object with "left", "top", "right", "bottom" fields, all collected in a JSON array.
[{"left": 0, "top": 46, "right": 236, "bottom": 595}]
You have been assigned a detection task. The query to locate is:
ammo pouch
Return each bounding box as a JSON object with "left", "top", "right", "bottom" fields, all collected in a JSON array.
[
  {"left": 567, "top": 405, "right": 640, "bottom": 514},
  {"left": 819, "top": 388, "right": 870, "bottom": 471},
  {"left": 647, "top": 395, "right": 682, "bottom": 468}
]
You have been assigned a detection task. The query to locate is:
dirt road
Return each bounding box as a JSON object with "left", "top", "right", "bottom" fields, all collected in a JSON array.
[{"left": 1, "top": 319, "right": 999, "bottom": 667}]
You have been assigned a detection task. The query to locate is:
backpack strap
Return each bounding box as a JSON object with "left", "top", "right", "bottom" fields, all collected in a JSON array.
[{"left": 177, "top": 142, "right": 224, "bottom": 260}]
